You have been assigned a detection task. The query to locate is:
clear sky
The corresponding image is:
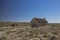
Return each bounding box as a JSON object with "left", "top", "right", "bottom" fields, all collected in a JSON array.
[{"left": 0, "top": 0, "right": 60, "bottom": 23}]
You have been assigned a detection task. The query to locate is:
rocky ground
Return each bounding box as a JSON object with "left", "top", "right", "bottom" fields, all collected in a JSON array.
[{"left": 0, "top": 24, "right": 60, "bottom": 40}]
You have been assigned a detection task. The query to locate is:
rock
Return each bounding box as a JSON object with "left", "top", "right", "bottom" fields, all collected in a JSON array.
[{"left": 31, "top": 18, "right": 48, "bottom": 27}]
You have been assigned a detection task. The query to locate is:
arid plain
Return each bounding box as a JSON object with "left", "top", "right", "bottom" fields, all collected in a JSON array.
[{"left": 0, "top": 22, "right": 60, "bottom": 40}]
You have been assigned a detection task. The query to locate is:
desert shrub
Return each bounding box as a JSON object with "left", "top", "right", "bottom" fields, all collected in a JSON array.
[
  {"left": 51, "top": 25, "right": 56, "bottom": 27},
  {"left": 16, "top": 29, "right": 24, "bottom": 34},
  {"left": 6, "top": 30, "right": 12, "bottom": 35},
  {"left": 50, "top": 36, "right": 55, "bottom": 40},
  {"left": 52, "top": 32, "right": 58, "bottom": 35},
  {"left": 48, "top": 33, "right": 56, "bottom": 40},
  {"left": 43, "top": 35, "right": 47, "bottom": 38},
  {"left": 0, "top": 27, "right": 5, "bottom": 31},
  {"left": 0, "top": 36, "right": 6, "bottom": 40},
  {"left": 11, "top": 24, "right": 15, "bottom": 26},
  {"left": 0, "top": 25, "right": 3, "bottom": 27}
]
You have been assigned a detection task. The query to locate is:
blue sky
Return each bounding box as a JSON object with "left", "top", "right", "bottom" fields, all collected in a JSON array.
[{"left": 0, "top": 0, "right": 60, "bottom": 23}]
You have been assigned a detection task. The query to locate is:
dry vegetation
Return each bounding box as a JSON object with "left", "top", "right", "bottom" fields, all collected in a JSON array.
[{"left": 0, "top": 22, "right": 60, "bottom": 40}]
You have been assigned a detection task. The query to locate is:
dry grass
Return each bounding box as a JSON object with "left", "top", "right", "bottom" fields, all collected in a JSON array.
[{"left": 0, "top": 22, "right": 60, "bottom": 40}]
